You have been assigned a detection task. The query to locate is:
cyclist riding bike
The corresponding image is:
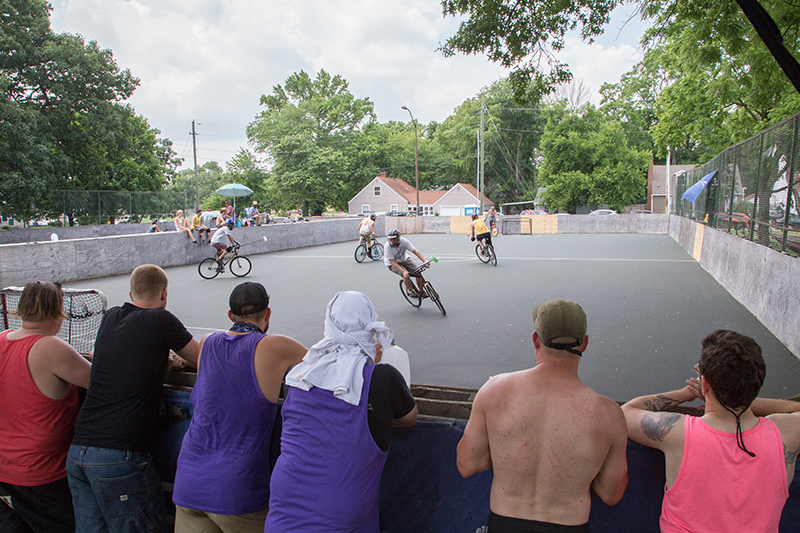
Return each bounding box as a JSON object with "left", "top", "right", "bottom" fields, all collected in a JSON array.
[
  {"left": 359, "top": 213, "right": 377, "bottom": 252},
  {"left": 210, "top": 219, "right": 238, "bottom": 259},
  {"left": 471, "top": 214, "right": 492, "bottom": 247},
  {"left": 385, "top": 229, "right": 427, "bottom": 298}
]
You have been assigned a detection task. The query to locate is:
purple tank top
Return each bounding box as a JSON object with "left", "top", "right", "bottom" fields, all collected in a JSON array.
[
  {"left": 265, "top": 364, "right": 387, "bottom": 532},
  {"left": 172, "top": 331, "right": 277, "bottom": 514}
]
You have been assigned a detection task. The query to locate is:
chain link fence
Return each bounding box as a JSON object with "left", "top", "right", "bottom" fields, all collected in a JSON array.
[
  {"left": 671, "top": 112, "right": 800, "bottom": 256},
  {"left": 47, "top": 190, "right": 193, "bottom": 226}
]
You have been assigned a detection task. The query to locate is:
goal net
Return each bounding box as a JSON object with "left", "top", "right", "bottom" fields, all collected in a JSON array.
[{"left": 0, "top": 287, "right": 107, "bottom": 355}]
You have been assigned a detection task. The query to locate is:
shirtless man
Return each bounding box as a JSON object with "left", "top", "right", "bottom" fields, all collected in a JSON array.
[{"left": 457, "top": 299, "right": 628, "bottom": 533}]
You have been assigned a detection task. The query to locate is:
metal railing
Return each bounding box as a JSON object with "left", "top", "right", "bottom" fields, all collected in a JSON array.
[{"left": 671, "top": 112, "right": 800, "bottom": 256}]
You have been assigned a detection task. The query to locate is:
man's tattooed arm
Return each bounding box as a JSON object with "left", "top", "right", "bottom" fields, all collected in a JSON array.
[
  {"left": 641, "top": 412, "right": 682, "bottom": 442},
  {"left": 785, "top": 442, "right": 800, "bottom": 466},
  {"left": 643, "top": 394, "right": 681, "bottom": 412}
]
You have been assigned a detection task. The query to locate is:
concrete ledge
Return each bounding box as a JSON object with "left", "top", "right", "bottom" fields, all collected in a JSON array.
[
  {"left": 555, "top": 214, "right": 670, "bottom": 234},
  {"left": 668, "top": 215, "right": 800, "bottom": 357},
  {"left": 2, "top": 213, "right": 798, "bottom": 359},
  {"left": 0, "top": 218, "right": 361, "bottom": 287}
]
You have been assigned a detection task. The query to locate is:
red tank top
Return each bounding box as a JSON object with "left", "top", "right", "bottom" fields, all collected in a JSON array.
[{"left": 0, "top": 330, "right": 80, "bottom": 485}]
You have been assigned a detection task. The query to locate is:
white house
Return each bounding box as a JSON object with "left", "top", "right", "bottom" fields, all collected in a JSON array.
[{"left": 348, "top": 172, "right": 493, "bottom": 215}]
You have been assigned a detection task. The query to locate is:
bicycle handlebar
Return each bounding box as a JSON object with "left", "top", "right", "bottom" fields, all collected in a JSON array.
[{"left": 409, "top": 256, "right": 438, "bottom": 275}]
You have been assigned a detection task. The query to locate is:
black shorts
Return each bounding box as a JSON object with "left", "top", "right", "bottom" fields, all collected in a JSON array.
[
  {"left": 477, "top": 232, "right": 492, "bottom": 246},
  {"left": 487, "top": 511, "right": 589, "bottom": 533},
  {"left": 0, "top": 478, "right": 75, "bottom": 533},
  {"left": 388, "top": 259, "right": 421, "bottom": 277}
]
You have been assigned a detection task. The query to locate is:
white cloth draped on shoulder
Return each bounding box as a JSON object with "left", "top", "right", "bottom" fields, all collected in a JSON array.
[{"left": 285, "top": 291, "right": 393, "bottom": 405}]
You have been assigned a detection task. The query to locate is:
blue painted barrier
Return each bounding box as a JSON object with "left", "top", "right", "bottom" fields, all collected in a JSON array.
[{"left": 155, "top": 388, "right": 800, "bottom": 532}]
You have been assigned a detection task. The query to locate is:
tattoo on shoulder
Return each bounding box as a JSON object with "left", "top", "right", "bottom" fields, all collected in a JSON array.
[
  {"left": 641, "top": 412, "right": 681, "bottom": 442},
  {"left": 785, "top": 443, "right": 800, "bottom": 466},
  {"left": 644, "top": 394, "right": 680, "bottom": 412}
]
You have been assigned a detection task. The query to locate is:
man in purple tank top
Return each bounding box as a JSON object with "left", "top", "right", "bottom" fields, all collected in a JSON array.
[
  {"left": 265, "top": 291, "right": 417, "bottom": 533},
  {"left": 623, "top": 330, "right": 800, "bottom": 532},
  {"left": 172, "top": 282, "right": 307, "bottom": 533}
]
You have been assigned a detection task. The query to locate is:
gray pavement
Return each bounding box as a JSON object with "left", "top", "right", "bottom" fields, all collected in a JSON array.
[{"left": 65, "top": 233, "right": 800, "bottom": 402}]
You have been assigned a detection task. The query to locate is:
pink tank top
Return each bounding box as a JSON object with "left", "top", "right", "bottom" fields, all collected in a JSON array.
[
  {"left": 660, "top": 415, "right": 788, "bottom": 532},
  {"left": 0, "top": 331, "right": 79, "bottom": 485}
]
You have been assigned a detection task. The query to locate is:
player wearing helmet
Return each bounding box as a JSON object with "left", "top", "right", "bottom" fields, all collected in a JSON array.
[
  {"left": 210, "top": 219, "right": 238, "bottom": 259},
  {"left": 385, "top": 229, "right": 427, "bottom": 297}
]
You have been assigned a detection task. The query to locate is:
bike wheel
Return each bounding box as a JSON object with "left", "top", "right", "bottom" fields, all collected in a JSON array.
[
  {"left": 399, "top": 279, "right": 422, "bottom": 308},
  {"left": 230, "top": 255, "right": 252, "bottom": 277},
  {"left": 355, "top": 244, "right": 367, "bottom": 263},
  {"left": 486, "top": 244, "right": 497, "bottom": 266},
  {"left": 198, "top": 258, "right": 221, "bottom": 279},
  {"left": 425, "top": 282, "right": 446, "bottom": 316},
  {"left": 371, "top": 242, "right": 384, "bottom": 260},
  {"left": 476, "top": 243, "right": 490, "bottom": 263}
]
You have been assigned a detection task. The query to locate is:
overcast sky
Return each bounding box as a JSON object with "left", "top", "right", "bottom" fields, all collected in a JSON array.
[{"left": 48, "top": 0, "right": 649, "bottom": 172}]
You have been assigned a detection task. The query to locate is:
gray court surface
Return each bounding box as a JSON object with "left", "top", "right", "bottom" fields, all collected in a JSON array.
[{"left": 65, "top": 233, "right": 800, "bottom": 402}]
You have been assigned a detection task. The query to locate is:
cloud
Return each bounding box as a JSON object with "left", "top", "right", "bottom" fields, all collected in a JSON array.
[{"left": 48, "top": 0, "right": 646, "bottom": 170}]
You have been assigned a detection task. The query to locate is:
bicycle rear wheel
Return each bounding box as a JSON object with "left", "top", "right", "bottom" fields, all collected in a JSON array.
[
  {"left": 198, "top": 258, "right": 221, "bottom": 279},
  {"left": 230, "top": 255, "right": 252, "bottom": 277},
  {"left": 355, "top": 244, "right": 367, "bottom": 263},
  {"left": 486, "top": 244, "right": 497, "bottom": 266},
  {"left": 371, "top": 242, "right": 384, "bottom": 260},
  {"left": 476, "top": 243, "right": 490, "bottom": 263},
  {"left": 425, "top": 282, "right": 446, "bottom": 316},
  {"left": 399, "top": 279, "right": 422, "bottom": 308}
]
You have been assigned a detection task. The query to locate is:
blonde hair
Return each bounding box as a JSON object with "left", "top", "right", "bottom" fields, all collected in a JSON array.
[
  {"left": 130, "top": 264, "right": 168, "bottom": 300},
  {"left": 176, "top": 209, "right": 184, "bottom": 217},
  {"left": 15, "top": 281, "right": 67, "bottom": 322}
]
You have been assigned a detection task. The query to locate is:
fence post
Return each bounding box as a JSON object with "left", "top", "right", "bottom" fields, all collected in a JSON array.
[
  {"left": 781, "top": 115, "right": 799, "bottom": 252},
  {"left": 749, "top": 132, "right": 765, "bottom": 242}
]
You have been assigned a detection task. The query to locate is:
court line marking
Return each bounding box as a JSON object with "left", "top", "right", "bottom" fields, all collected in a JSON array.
[{"left": 270, "top": 254, "right": 696, "bottom": 263}]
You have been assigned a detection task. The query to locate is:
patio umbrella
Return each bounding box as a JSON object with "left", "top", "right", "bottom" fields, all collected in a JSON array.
[{"left": 215, "top": 183, "right": 254, "bottom": 215}]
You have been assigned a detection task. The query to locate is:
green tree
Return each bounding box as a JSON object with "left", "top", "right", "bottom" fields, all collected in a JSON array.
[
  {"left": 434, "top": 78, "right": 548, "bottom": 204},
  {"left": 170, "top": 161, "right": 225, "bottom": 210},
  {"left": 440, "top": 0, "right": 623, "bottom": 101},
  {"left": 247, "top": 69, "right": 374, "bottom": 214},
  {"left": 0, "top": 0, "right": 178, "bottom": 222},
  {"left": 538, "top": 105, "right": 650, "bottom": 212}
]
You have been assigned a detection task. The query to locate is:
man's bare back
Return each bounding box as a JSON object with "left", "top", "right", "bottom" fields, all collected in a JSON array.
[
  {"left": 479, "top": 364, "right": 626, "bottom": 524},
  {"left": 457, "top": 299, "right": 628, "bottom": 529}
]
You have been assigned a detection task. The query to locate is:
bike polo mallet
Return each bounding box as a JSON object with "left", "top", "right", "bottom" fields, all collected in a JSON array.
[{"left": 237, "top": 236, "right": 268, "bottom": 247}]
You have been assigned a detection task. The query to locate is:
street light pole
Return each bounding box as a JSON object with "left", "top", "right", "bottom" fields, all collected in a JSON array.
[{"left": 401, "top": 106, "right": 420, "bottom": 216}]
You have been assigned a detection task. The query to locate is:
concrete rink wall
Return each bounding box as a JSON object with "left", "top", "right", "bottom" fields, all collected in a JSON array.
[{"left": 3, "top": 213, "right": 798, "bottom": 361}]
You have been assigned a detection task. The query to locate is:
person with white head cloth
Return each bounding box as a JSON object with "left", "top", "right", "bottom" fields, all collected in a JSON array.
[{"left": 265, "top": 291, "right": 417, "bottom": 533}]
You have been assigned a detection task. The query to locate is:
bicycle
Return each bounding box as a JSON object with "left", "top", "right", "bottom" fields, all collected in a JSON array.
[
  {"left": 198, "top": 243, "right": 252, "bottom": 279},
  {"left": 475, "top": 239, "right": 497, "bottom": 266},
  {"left": 355, "top": 238, "right": 384, "bottom": 263},
  {"left": 398, "top": 257, "right": 446, "bottom": 316}
]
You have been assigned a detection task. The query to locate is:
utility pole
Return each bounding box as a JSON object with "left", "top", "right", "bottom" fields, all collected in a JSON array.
[
  {"left": 401, "top": 106, "right": 420, "bottom": 216},
  {"left": 479, "top": 93, "right": 485, "bottom": 215},
  {"left": 191, "top": 120, "right": 199, "bottom": 211}
]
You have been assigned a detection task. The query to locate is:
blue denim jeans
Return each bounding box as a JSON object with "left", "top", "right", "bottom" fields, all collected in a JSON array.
[{"left": 66, "top": 445, "right": 167, "bottom": 533}]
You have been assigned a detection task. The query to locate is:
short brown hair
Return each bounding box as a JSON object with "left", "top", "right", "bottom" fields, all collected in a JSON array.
[
  {"left": 16, "top": 281, "right": 67, "bottom": 322},
  {"left": 699, "top": 330, "right": 765, "bottom": 410},
  {"left": 130, "top": 264, "right": 168, "bottom": 300}
]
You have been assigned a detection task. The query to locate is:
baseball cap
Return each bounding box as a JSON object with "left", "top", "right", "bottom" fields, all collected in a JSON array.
[
  {"left": 532, "top": 299, "right": 587, "bottom": 356},
  {"left": 229, "top": 282, "right": 270, "bottom": 316}
]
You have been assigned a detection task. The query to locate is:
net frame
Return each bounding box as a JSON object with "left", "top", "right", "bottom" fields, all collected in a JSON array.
[{"left": 0, "top": 287, "right": 107, "bottom": 355}]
